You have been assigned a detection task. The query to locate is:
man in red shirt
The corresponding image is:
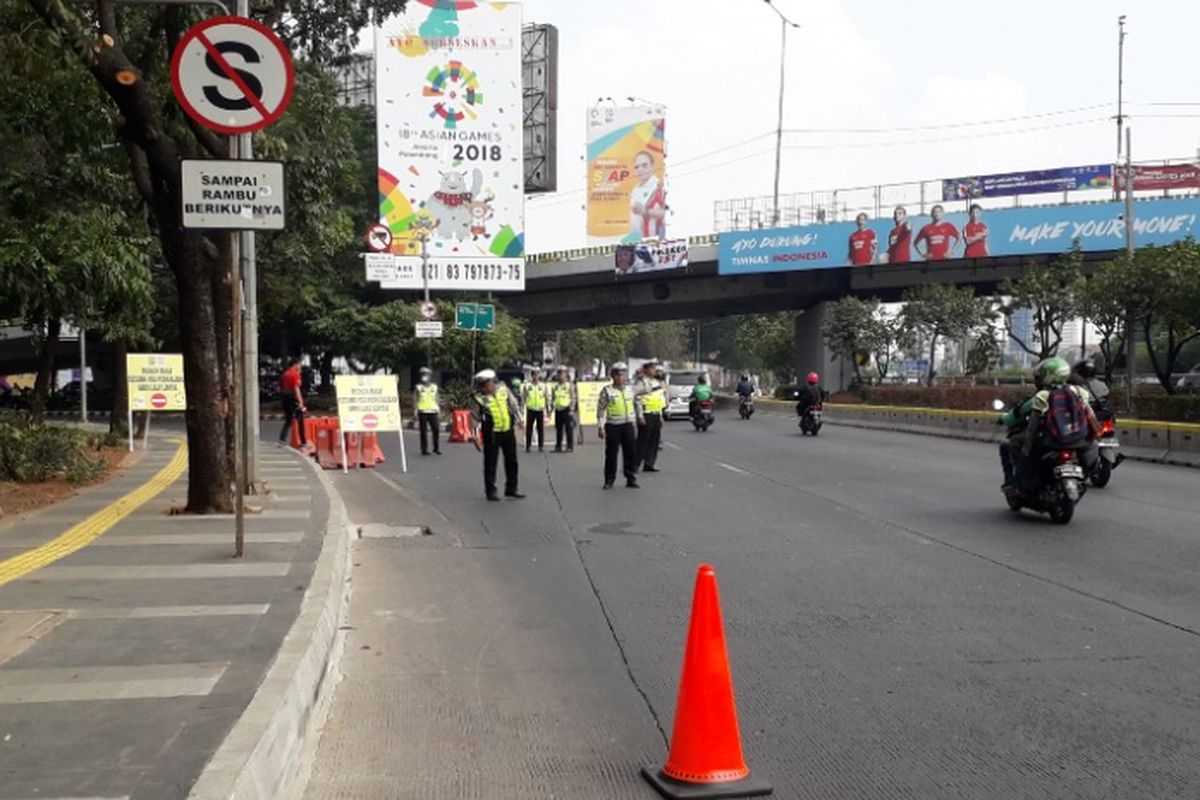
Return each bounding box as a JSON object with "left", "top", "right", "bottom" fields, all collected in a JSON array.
[
  {"left": 847, "top": 213, "right": 877, "bottom": 265},
  {"left": 886, "top": 206, "right": 913, "bottom": 264},
  {"left": 279, "top": 359, "right": 308, "bottom": 449},
  {"left": 914, "top": 204, "right": 960, "bottom": 261},
  {"left": 963, "top": 204, "right": 989, "bottom": 259}
]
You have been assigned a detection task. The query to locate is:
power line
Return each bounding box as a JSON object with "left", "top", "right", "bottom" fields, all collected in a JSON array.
[
  {"left": 782, "top": 104, "right": 1111, "bottom": 135},
  {"left": 783, "top": 117, "right": 1108, "bottom": 151}
]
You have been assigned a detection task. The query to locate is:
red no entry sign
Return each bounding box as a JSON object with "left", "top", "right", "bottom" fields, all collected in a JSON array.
[
  {"left": 171, "top": 16, "right": 295, "bottom": 135},
  {"left": 150, "top": 392, "right": 168, "bottom": 409}
]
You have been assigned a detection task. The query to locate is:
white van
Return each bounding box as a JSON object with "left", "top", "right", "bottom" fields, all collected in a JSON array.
[{"left": 665, "top": 370, "right": 708, "bottom": 419}]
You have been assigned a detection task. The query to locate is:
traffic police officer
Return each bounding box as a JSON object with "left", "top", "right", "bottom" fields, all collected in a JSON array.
[
  {"left": 415, "top": 366, "right": 441, "bottom": 456},
  {"left": 634, "top": 359, "right": 666, "bottom": 472},
  {"left": 469, "top": 369, "right": 524, "bottom": 501},
  {"left": 522, "top": 368, "right": 550, "bottom": 452},
  {"left": 597, "top": 362, "right": 641, "bottom": 489},
  {"left": 551, "top": 366, "right": 576, "bottom": 452}
]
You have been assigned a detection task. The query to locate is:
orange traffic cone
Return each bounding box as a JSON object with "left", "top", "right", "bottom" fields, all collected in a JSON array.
[{"left": 642, "top": 565, "right": 772, "bottom": 799}]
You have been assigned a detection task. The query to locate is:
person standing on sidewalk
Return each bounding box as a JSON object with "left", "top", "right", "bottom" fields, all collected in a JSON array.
[
  {"left": 551, "top": 366, "right": 576, "bottom": 452},
  {"left": 522, "top": 368, "right": 550, "bottom": 452},
  {"left": 633, "top": 359, "right": 666, "bottom": 472},
  {"left": 415, "top": 367, "right": 442, "bottom": 456},
  {"left": 469, "top": 369, "right": 524, "bottom": 501},
  {"left": 279, "top": 358, "right": 308, "bottom": 450},
  {"left": 597, "top": 362, "right": 641, "bottom": 489}
]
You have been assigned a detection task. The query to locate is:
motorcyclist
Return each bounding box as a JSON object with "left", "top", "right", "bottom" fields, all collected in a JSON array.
[
  {"left": 688, "top": 373, "right": 713, "bottom": 418},
  {"left": 1070, "top": 358, "right": 1110, "bottom": 405},
  {"left": 795, "top": 372, "right": 823, "bottom": 418},
  {"left": 735, "top": 374, "right": 755, "bottom": 399},
  {"left": 1010, "top": 357, "right": 1099, "bottom": 490}
]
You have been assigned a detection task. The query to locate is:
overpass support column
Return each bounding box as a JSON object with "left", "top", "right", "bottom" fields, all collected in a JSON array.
[{"left": 794, "top": 302, "right": 851, "bottom": 392}]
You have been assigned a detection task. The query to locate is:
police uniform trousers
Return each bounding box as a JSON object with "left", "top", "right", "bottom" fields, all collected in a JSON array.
[
  {"left": 418, "top": 412, "right": 440, "bottom": 454},
  {"left": 604, "top": 422, "right": 638, "bottom": 484},
  {"left": 525, "top": 409, "right": 545, "bottom": 451},
  {"left": 554, "top": 408, "right": 574, "bottom": 451},
  {"left": 637, "top": 412, "right": 662, "bottom": 469},
  {"left": 482, "top": 425, "right": 519, "bottom": 497}
]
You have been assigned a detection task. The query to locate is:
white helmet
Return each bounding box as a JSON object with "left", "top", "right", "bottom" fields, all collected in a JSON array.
[
  {"left": 610, "top": 362, "right": 628, "bottom": 376},
  {"left": 473, "top": 369, "right": 496, "bottom": 385},
  {"left": 419, "top": 366, "right": 432, "bottom": 376}
]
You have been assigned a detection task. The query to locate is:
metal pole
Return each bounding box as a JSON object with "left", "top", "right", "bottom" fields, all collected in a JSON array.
[
  {"left": 421, "top": 233, "right": 432, "bottom": 370},
  {"left": 79, "top": 328, "right": 88, "bottom": 424},
  {"left": 230, "top": 134, "right": 245, "bottom": 558},
  {"left": 237, "top": 0, "right": 260, "bottom": 493},
  {"left": 695, "top": 321, "right": 702, "bottom": 367},
  {"left": 1115, "top": 15, "right": 1126, "bottom": 198},
  {"left": 1124, "top": 127, "right": 1136, "bottom": 412},
  {"left": 772, "top": 16, "right": 786, "bottom": 226}
]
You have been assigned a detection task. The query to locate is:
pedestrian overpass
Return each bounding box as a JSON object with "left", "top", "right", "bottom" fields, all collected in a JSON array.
[{"left": 508, "top": 238, "right": 1117, "bottom": 389}]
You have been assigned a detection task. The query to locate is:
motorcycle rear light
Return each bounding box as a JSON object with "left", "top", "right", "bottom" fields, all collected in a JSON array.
[
  {"left": 1056, "top": 450, "right": 1074, "bottom": 464},
  {"left": 1101, "top": 419, "right": 1114, "bottom": 435}
]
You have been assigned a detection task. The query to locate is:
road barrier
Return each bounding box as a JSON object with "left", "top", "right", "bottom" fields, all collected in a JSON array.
[
  {"left": 448, "top": 409, "right": 473, "bottom": 443},
  {"left": 642, "top": 565, "right": 772, "bottom": 799},
  {"left": 358, "top": 432, "right": 386, "bottom": 468},
  {"left": 756, "top": 399, "right": 1200, "bottom": 468}
]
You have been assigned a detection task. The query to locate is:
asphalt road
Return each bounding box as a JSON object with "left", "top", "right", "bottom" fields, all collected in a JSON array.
[{"left": 305, "top": 411, "right": 1200, "bottom": 799}]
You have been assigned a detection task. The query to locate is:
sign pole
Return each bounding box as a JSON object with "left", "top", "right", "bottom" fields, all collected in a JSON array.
[
  {"left": 143, "top": 410, "right": 152, "bottom": 450},
  {"left": 128, "top": 408, "right": 134, "bottom": 453},
  {"left": 421, "top": 232, "right": 433, "bottom": 371},
  {"left": 79, "top": 328, "right": 88, "bottom": 424},
  {"left": 341, "top": 431, "right": 349, "bottom": 474},
  {"left": 1124, "top": 127, "right": 1136, "bottom": 415},
  {"left": 396, "top": 403, "right": 409, "bottom": 474},
  {"left": 230, "top": 135, "right": 246, "bottom": 557}
]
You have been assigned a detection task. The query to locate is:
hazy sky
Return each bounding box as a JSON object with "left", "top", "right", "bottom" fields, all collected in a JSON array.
[{"left": 513, "top": 0, "right": 1200, "bottom": 253}]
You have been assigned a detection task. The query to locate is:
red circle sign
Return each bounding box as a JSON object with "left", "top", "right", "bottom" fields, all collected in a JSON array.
[
  {"left": 170, "top": 16, "right": 295, "bottom": 135},
  {"left": 362, "top": 414, "right": 379, "bottom": 429},
  {"left": 365, "top": 224, "right": 392, "bottom": 253},
  {"left": 151, "top": 393, "right": 168, "bottom": 409}
]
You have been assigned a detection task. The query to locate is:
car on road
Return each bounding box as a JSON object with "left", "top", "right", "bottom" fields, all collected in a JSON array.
[{"left": 665, "top": 369, "right": 708, "bottom": 420}]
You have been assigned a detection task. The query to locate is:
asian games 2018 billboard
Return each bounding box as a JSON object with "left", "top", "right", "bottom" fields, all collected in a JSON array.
[
  {"left": 719, "top": 197, "right": 1200, "bottom": 275},
  {"left": 587, "top": 105, "right": 667, "bottom": 245},
  {"left": 374, "top": 2, "right": 524, "bottom": 282}
]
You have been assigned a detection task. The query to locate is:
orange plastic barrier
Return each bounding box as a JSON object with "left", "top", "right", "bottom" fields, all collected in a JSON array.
[
  {"left": 642, "top": 565, "right": 772, "bottom": 799},
  {"left": 313, "top": 418, "right": 342, "bottom": 470},
  {"left": 449, "top": 409, "right": 473, "bottom": 443},
  {"left": 343, "top": 431, "right": 361, "bottom": 467},
  {"left": 289, "top": 416, "right": 321, "bottom": 452},
  {"left": 359, "top": 433, "right": 386, "bottom": 467}
]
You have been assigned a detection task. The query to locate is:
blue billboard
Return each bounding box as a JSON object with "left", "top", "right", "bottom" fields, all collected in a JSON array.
[
  {"left": 942, "top": 165, "right": 1112, "bottom": 201},
  {"left": 718, "top": 197, "right": 1200, "bottom": 276}
]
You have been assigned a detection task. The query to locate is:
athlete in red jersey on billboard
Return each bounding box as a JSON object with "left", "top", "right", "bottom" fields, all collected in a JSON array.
[
  {"left": 914, "top": 204, "right": 960, "bottom": 261},
  {"left": 847, "top": 213, "right": 878, "bottom": 265},
  {"left": 886, "top": 206, "right": 913, "bottom": 264},
  {"left": 963, "top": 204, "right": 989, "bottom": 259}
]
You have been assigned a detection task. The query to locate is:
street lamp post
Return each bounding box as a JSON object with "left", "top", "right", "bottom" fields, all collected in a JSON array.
[{"left": 765, "top": 1, "right": 800, "bottom": 227}]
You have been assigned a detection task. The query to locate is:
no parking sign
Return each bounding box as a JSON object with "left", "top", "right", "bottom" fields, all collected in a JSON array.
[{"left": 171, "top": 16, "right": 294, "bottom": 134}]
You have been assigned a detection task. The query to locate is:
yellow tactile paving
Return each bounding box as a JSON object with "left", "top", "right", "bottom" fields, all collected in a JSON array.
[{"left": 0, "top": 440, "right": 188, "bottom": 588}]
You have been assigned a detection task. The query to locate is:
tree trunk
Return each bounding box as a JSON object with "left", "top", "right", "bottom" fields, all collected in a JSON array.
[
  {"left": 926, "top": 335, "right": 938, "bottom": 387},
  {"left": 29, "top": 317, "right": 60, "bottom": 423},
  {"left": 319, "top": 351, "right": 333, "bottom": 390},
  {"left": 109, "top": 338, "right": 129, "bottom": 436}
]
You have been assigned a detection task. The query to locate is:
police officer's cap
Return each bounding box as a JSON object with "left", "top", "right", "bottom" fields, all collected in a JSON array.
[
  {"left": 473, "top": 369, "right": 496, "bottom": 384},
  {"left": 610, "top": 362, "right": 628, "bottom": 375},
  {"left": 419, "top": 366, "right": 432, "bottom": 375}
]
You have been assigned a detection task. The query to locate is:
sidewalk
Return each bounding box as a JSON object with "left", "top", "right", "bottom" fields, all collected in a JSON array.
[{"left": 0, "top": 439, "right": 331, "bottom": 800}]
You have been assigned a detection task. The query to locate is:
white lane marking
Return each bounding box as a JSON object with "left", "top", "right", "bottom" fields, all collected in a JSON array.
[
  {"left": 662, "top": 442, "right": 683, "bottom": 450},
  {"left": 0, "top": 663, "right": 227, "bottom": 703},
  {"left": 72, "top": 604, "right": 269, "bottom": 619},
  {"left": 36, "top": 564, "right": 291, "bottom": 580},
  {"left": 717, "top": 462, "right": 749, "bottom": 475}
]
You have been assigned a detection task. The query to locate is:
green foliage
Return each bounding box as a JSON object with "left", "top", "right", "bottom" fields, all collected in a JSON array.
[
  {"left": 999, "top": 245, "right": 1083, "bottom": 361},
  {"left": 820, "top": 297, "right": 903, "bottom": 383},
  {"left": 630, "top": 321, "right": 690, "bottom": 362},
  {"left": 734, "top": 313, "right": 796, "bottom": 382},
  {"left": 900, "top": 284, "right": 991, "bottom": 386},
  {"left": 1129, "top": 239, "right": 1200, "bottom": 393},
  {"left": 560, "top": 325, "right": 638, "bottom": 367},
  {"left": 1077, "top": 253, "right": 1132, "bottom": 384},
  {"left": 966, "top": 326, "right": 1002, "bottom": 376},
  {"left": 0, "top": 413, "right": 107, "bottom": 484}
]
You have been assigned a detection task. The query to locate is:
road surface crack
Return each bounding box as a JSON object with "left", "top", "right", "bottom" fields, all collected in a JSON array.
[{"left": 542, "top": 460, "right": 670, "bottom": 748}]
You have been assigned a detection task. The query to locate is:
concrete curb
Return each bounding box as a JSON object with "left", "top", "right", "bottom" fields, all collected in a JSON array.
[{"left": 186, "top": 456, "right": 351, "bottom": 800}]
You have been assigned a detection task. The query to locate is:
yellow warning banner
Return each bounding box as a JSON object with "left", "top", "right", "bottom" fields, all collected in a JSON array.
[
  {"left": 335, "top": 375, "right": 402, "bottom": 432},
  {"left": 127, "top": 353, "right": 186, "bottom": 411}
]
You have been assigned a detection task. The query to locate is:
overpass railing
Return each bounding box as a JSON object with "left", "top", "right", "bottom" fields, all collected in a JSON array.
[
  {"left": 527, "top": 233, "right": 718, "bottom": 264},
  {"left": 713, "top": 155, "right": 1200, "bottom": 232}
]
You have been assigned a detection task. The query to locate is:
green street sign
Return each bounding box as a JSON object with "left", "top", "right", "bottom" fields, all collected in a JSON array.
[{"left": 455, "top": 302, "right": 495, "bottom": 331}]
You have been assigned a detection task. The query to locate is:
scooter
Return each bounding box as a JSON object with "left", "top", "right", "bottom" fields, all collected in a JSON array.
[
  {"left": 798, "top": 403, "right": 823, "bottom": 436},
  {"left": 993, "top": 400, "right": 1087, "bottom": 525},
  {"left": 738, "top": 395, "right": 755, "bottom": 420},
  {"left": 1088, "top": 400, "right": 1123, "bottom": 488},
  {"left": 692, "top": 399, "right": 715, "bottom": 432}
]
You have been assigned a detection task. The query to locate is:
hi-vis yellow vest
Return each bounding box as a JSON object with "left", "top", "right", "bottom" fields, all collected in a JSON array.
[
  {"left": 417, "top": 383, "right": 439, "bottom": 413},
  {"left": 553, "top": 382, "right": 573, "bottom": 410},
  {"left": 477, "top": 387, "right": 513, "bottom": 432},
  {"left": 525, "top": 382, "right": 546, "bottom": 411},
  {"left": 642, "top": 381, "right": 666, "bottom": 413}
]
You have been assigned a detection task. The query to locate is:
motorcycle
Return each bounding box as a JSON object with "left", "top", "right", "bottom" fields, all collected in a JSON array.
[
  {"left": 691, "top": 399, "right": 715, "bottom": 432},
  {"left": 798, "top": 403, "right": 823, "bottom": 436},
  {"left": 1088, "top": 400, "right": 1123, "bottom": 488},
  {"left": 993, "top": 400, "right": 1086, "bottom": 524},
  {"left": 738, "top": 395, "right": 755, "bottom": 420}
]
